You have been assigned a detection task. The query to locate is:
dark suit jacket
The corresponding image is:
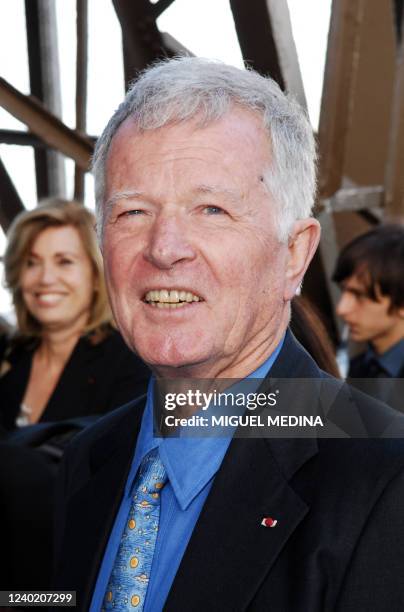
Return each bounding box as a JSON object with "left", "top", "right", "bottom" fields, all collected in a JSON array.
[
  {"left": 348, "top": 351, "right": 404, "bottom": 414},
  {"left": 0, "top": 328, "right": 150, "bottom": 591},
  {"left": 53, "top": 332, "right": 404, "bottom": 611},
  {"left": 0, "top": 328, "right": 150, "bottom": 430},
  {"left": 349, "top": 352, "right": 404, "bottom": 378}
]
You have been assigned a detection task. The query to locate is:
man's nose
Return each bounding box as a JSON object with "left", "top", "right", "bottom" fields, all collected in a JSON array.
[
  {"left": 336, "top": 292, "right": 354, "bottom": 318},
  {"left": 144, "top": 215, "right": 196, "bottom": 269}
]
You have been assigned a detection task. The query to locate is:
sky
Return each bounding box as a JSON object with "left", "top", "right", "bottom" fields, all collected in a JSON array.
[{"left": 0, "top": 0, "right": 331, "bottom": 318}]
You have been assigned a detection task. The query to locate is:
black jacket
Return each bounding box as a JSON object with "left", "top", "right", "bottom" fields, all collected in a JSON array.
[
  {"left": 0, "top": 328, "right": 150, "bottom": 430},
  {"left": 0, "top": 328, "right": 150, "bottom": 591},
  {"left": 350, "top": 354, "right": 404, "bottom": 378},
  {"left": 53, "top": 332, "right": 404, "bottom": 611},
  {"left": 348, "top": 351, "right": 404, "bottom": 413}
]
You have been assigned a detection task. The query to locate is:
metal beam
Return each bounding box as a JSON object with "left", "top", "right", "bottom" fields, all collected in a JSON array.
[
  {"left": 74, "top": 0, "right": 89, "bottom": 202},
  {"left": 315, "top": 0, "right": 368, "bottom": 339},
  {"left": 160, "top": 32, "right": 192, "bottom": 57},
  {"left": 317, "top": 0, "right": 366, "bottom": 199},
  {"left": 25, "top": 0, "right": 66, "bottom": 199},
  {"left": 0, "top": 158, "right": 25, "bottom": 232},
  {"left": 340, "top": 1, "right": 397, "bottom": 192},
  {"left": 385, "top": 7, "right": 404, "bottom": 219},
  {"left": 112, "top": 0, "right": 174, "bottom": 87},
  {"left": 394, "top": 0, "right": 404, "bottom": 41},
  {"left": 0, "top": 129, "right": 96, "bottom": 148},
  {"left": 151, "top": 0, "right": 176, "bottom": 19},
  {"left": 25, "top": 0, "right": 50, "bottom": 199},
  {"left": 0, "top": 130, "right": 46, "bottom": 147},
  {"left": 324, "top": 185, "right": 384, "bottom": 213},
  {"left": 0, "top": 77, "right": 93, "bottom": 171},
  {"left": 230, "top": 0, "right": 306, "bottom": 108}
]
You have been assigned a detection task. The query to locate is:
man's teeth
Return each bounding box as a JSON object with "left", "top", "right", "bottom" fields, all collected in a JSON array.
[{"left": 144, "top": 289, "right": 201, "bottom": 308}]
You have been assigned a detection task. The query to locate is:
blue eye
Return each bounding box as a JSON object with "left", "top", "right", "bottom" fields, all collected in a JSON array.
[
  {"left": 123, "top": 209, "right": 144, "bottom": 216},
  {"left": 204, "top": 206, "right": 224, "bottom": 215}
]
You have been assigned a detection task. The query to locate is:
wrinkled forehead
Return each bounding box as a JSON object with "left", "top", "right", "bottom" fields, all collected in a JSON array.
[
  {"left": 105, "top": 107, "right": 272, "bottom": 174},
  {"left": 103, "top": 113, "right": 275, "bottom": 226}
]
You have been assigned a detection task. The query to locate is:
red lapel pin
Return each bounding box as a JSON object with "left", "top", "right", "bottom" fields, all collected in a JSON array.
[{"left": 261, "top": 517, "right": 278, "bottom": 528}]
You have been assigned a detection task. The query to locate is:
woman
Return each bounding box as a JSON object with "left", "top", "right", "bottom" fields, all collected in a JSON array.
[{"left": 0, "top": 198, "right": 149, "bottom": 430}]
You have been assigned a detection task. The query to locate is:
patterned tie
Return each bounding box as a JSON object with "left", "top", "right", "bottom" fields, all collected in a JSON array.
[{"left": 103, "top": 448, "right": 167, "bottom": 611}]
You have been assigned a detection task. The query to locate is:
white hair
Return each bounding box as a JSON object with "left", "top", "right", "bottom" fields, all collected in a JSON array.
[{"left": 93, "top": 57, "right": 317, "bottom": 242}]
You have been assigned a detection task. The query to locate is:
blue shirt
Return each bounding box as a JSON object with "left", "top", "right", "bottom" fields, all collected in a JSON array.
[
  {"left": 90, "top": 339, "right": 284, "bottom": 611},
  {"left": 364, "top": 339, "right": 404, "bottom": 377}
]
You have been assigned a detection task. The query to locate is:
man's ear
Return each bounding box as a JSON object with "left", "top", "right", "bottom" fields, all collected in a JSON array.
[{"left": 283, "top": 218, "right": 321, "bottom": 301}]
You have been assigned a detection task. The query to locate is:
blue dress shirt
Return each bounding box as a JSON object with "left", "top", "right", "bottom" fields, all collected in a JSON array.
[
  {"left": 364, "top": 339, "right": 404, "bottom": 377},
  {"left": 90, "top": 338, "right": 284, "bottom": 611}
]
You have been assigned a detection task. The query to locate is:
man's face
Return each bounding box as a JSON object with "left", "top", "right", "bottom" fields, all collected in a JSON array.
[
  {"left": 336, "top": 274, "right": 404, "bottom": 352},
  {"left": 101, "top": 108, "right": 294, "bottom": 377}
]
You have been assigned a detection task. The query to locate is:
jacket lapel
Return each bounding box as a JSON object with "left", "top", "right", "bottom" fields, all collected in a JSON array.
[
  {"left": 165, "top": 435, "right": 316, "bottom": 611},
  {"left": 45, "top": 337, "right": 95, "bottom": 421},
  {"left": 166, "top": 332, "right": 319, "bottom": 611}
]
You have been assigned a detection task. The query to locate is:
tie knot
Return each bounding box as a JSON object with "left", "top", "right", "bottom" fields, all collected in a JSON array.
[{"left": 136, "top": 448, "right": 167, "bottom": 500}]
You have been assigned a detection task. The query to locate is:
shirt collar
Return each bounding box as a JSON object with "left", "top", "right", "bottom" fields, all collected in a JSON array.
[
  {"left": 365, "top": 339, "right": 404, "bottom": 377},
  {"left": 134, "top": 335, "right": 285, "bottom": 510}
]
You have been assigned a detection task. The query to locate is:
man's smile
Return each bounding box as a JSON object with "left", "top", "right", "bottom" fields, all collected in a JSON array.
[{"left": 143, "top": 289, "right": 202, "bottom": 309}]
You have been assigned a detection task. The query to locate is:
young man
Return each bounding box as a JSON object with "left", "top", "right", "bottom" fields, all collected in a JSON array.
[{"left": 333, "top": 225, "right": 404, "bottom": 378}]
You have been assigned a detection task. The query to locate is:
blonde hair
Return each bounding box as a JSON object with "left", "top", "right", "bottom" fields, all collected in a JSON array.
[{"left": 4, "top": 198, "right": 112, "bottom": 337}]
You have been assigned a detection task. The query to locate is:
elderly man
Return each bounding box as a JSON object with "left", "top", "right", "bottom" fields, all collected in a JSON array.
[{"left": 54, "top": 58, "right": 404, "bottom": 611}]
